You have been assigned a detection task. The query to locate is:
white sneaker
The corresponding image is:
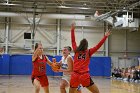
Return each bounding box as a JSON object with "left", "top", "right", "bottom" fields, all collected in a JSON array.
[{"left": 77, "top": 84, "right": 83, "bottom": 91}]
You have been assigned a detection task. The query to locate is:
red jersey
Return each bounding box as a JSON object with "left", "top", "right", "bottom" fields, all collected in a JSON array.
[
  {"left": 71, "top": 28, "right": 108, "bottom": 73},
  {"left": 32, "top": 55, "right": 47, "bottom": 76}
]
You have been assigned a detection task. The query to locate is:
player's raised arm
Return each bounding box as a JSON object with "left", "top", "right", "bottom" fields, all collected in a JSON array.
[
  {"left": 89, "top": 30, "right": 111, "bottom": 56},
  {"left": 32, "top": 47, "right": 41, "bottom": 62},
  {"left": 71, "top": 23, "right": 77, "bottom": 52}
]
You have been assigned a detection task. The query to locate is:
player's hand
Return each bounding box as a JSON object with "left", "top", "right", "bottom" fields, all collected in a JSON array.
[
  {"left": 37, "top": 47, "right": 43, "bottom": 56},
  {"left": 34, "top": 48, "right": 41, "bottom": 56},
  {"left": 58, "top": 68, "right": 63, "bottom": 72},
  {"left": 71, "top": 23, "right": 75, "bottom": 30},
  {"left": 52, "top": 58, "right": 56, "bottom": 63},
  {"left": 105, "top": 29, "right": 111, "bottom": 36}
]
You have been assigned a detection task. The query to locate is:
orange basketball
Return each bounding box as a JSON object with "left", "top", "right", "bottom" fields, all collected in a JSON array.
[
  {"left": 52, "top": 58, "right": 61, "bottom": 72},
  {"left": 52, "top": 62, "right": 60, "bottom": 72}
]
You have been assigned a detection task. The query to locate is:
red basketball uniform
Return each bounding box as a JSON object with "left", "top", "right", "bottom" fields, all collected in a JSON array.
[
  {"left": 31, "top": 55, "right": 49, "bottom": 87},
  {"left": 70, "top": 28, "right": 108, "bottom": 87}
]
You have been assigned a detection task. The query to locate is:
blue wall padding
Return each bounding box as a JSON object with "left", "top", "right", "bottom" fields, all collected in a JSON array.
[
  {"left": 89, "top": 57, "right": 111, "bottom": 77},
  {"left": 46, "top": 55, "right": 54, "bottom": 76},
  {"left": 0, "top": 54, "right": 111, "bottom": 76},
  {"left": 0, "top": 55, "right": 3, "bottom": 74},
  {"left": 10, "top": 54, "right": 32, "bottom": 75},
  {"left": 0, "top": 54, "right": 10, "bottom": 74}
]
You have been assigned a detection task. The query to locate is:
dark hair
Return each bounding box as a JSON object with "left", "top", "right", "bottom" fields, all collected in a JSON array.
[
  {"left": 35, "top": 43, "right": 38, "bottom": 50},
  {"left": 64, "top": 46, "right": 72, "bottom": 52},
  {"left": 76, "top": 38, "right": 88, "bottom": 52}
]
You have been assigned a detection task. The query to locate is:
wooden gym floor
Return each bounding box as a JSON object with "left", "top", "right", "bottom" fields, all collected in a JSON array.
[{"left": 0, "top": 75, "right": 139, "bottom": 93}]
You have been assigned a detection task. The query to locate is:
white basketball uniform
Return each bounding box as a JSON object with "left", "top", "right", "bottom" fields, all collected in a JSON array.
[{"left": 61, "top": 55, "right": 72, "bottom": 83}]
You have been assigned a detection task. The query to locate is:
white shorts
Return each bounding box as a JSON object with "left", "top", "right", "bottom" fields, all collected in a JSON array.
[{"left": 62, "top": 75, "right": 70, "bottom": 84}]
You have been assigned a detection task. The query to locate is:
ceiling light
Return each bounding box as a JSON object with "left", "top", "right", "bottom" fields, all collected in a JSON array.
[
  {"left": 83, "top": 3, "right": 87, "bottom": 5},
  {"left": 58, "top": 5, "right": 67, "bottom": 8},
  {"left": 79, "top": 7, "right": 90, "bottom": 10},
  {"left": 0, "top": 3, "right": 20, "bottom": 6}
]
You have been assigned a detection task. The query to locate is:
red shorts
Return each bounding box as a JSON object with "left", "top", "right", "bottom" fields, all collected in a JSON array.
[
  {"left": 32, "top": 74, "right": 49, "bottom": 87},
  {"left": 70, "top": 72, "right": 94, "bottom": 88}
]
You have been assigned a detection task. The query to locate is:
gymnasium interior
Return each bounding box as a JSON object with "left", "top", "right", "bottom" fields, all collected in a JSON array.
[{"left": 0, "top": 0, "right": 140, "bottom": 93}]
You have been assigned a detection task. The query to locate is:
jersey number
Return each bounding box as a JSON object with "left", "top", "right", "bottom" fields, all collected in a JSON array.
[
  {"left": 39, "top": 66, "right": 44, "bottom": 72},
  {"left": 78, "top": 54, "right": 86, "bottom": 60}
]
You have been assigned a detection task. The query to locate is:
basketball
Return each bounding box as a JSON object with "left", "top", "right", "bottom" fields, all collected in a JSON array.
[
  {"left": 52, "top": 58, "right": 61, "bottom": 72},
  {"left": 52, "top": 62, "right": 60, "bottom": 72}
]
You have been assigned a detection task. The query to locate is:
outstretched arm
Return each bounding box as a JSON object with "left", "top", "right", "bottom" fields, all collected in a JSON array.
[
  {"left": 46, "top": 56, "right": 53, "bottom": 66},
  {"left": 89, "top": 30, "right": 111, "bottom": 56},
  {"left": 71, "top": 23, "right": 77, "bottom": 51}
]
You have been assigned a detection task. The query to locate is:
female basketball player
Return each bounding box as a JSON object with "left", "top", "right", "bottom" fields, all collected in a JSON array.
[
  {"left": 32, "top": 43, "right": 53, "bottom": 93},
  {"left": 56, "top": 46, "right": 81, "bottom": 93},
  {"left": 69, "top": 24, "right": 111, "bottom": 93}
]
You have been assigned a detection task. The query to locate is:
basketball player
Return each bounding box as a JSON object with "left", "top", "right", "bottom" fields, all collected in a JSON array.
[
  {"left": 32, "top": 43, "right": 53, "bottom": 93},
  {"left": 69, "top": 24, "right": 111, "bottom": 93},
  {"left": 57, "top": 46, "right": 82, "bottom": 93}
]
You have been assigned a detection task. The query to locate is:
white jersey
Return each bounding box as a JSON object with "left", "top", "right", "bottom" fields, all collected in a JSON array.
[
  {"left": 61, "top": 55, "right": 72, "bottom": 70},
  {"left": 61, "top": 55, "right": 72, "bottom": 82}
]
